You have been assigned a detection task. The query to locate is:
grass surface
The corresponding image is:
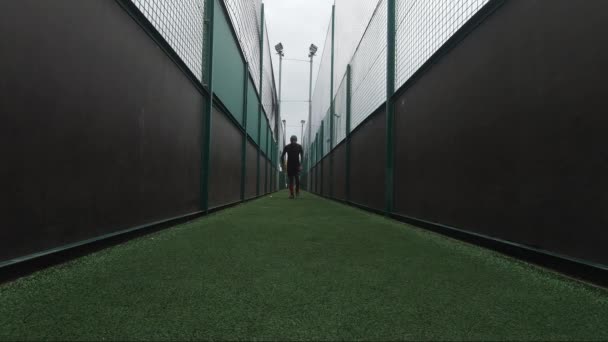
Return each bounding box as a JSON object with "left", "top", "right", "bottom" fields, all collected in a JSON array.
[{"left": 1, "top": 191, "right": 607, "bottom": 341}]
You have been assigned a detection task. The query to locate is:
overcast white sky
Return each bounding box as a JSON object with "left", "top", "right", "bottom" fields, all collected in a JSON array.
[{"left": 264, "top": 0, "right": 378, "bottom": 147}]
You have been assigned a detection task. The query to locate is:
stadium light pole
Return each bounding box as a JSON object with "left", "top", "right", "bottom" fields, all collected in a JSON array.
[
  {"left": 308, "top": 44, "right": 318, "bottom": 150},
  {"left": 275, "top": 42, "right": 284, "bottom": 136},
  {"left": 308, "top": 43, "right": 317, "bottom": 172}
]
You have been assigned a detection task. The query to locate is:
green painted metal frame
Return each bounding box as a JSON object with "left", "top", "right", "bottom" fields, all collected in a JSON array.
[
  {"left": 265, "top": 124, "right": 269, "bottom": 193},
  {"left": 385, "top": 0, "right": 396, "bottom": 214},
  {"left": 240, "top": 62, "right": 249, "bottom": 201},
  {"left": 201, "top": 0, "right": 216, "bottom": 212},
  {"left": 257, "top": 4, "right": 265, "bottom": 197},
  {"left": 320, "top": 120, "right": 324, "bottom": 195},
  {"left": 345, "top": 64, "right": 352, "bottom": 202},
  {"left": 329, "top": 5, "right": 336, "bottom": 198},
  {"left": 314, "top": 133, "right": 319, "bottom": 192}
]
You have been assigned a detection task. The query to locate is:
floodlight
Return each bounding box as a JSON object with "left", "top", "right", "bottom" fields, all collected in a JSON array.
[{"left": 309, "top": 44, "right": 318, "bottom": 57}]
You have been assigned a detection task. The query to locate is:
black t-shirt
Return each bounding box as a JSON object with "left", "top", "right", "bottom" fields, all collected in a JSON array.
[{"left": 281, "top": 143, "right": 303, "bottom": 170}]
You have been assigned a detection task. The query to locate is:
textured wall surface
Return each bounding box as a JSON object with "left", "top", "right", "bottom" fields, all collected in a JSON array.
[
  {"left": 349, "top": 111, "right": 386, "bottom": 211},
  {"left": 209, "top": 109, "right": 242, "bottom": 208},
  {"left": 394, "top": 0, "right": 608, "bottom": 265},
  {"left": 0, "top": 0, "right": 203, "bottom": 262}
]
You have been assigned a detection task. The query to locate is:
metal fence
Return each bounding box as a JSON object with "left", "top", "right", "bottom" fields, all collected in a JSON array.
[
  {"left": 396, "top": 0, "right": 489, "bottom": 87},
  {"left": 305, "top": 0, "right": 491, "bottom": 161},
  {"left": 0, "top": 0, "right": 284, "bottom": 267},
  {"left": 350, "top": 0, "right": 387, "bottom": 130},
  {"left": 132, "top": 0, "right": 206, "bottom": 81},
  {"left": 309, "top": 16, "right": 333, "bottom": 143},
  {"left": 262, "top": 25, "right": 279, "bottom": 134},
  {"left": 134, "top": 0, "right": 281, "bottom": 146},
  {"left": 132, "top": 0, "right": 282, "bottom": 195},
  {"left": 224, "top": 0, "right": 262, "bottom": 91},
  {"left": 224, "top": 0, "right": 278, "bottom": 135},
  {"left": 333, "top": 73, "right": 348, "bottom": 145}
]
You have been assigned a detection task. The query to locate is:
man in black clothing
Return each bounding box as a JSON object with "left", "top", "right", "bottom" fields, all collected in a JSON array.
[{"left": 281, "top": 135, "right": 304, "bottom": 199}]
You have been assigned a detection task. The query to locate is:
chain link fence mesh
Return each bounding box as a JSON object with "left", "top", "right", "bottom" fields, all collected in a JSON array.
[
  {"left": 262, "top": 25, "right": 278, "bottom": 134},
  {"left": 132, "top": 0, "right": 205, "bottom": 82},
  {"left": 323, "top": 111, "right": 331, "bottom": 158},
  {"left": 309, "top": 17, "right": 333, "bottom": 142},
  {"left": 132, "top": 0, "right": 281, "bottom": 143},
  {"left": 396, "top": 0, "right": 489, "bottom": 88},
  {"left": 334, "top": 0, "right": 380, "bottom": 98},
  {"left": 307, "top": 0, "right": 490, "bottom": 162},
  {"left": 224, "top": 0, "right": 262, "bottom": 92},
  {"left": 350, "top": 0, "right": 387, "bottom": 129},
  {"left": 333, "top": 74, "right": 348, "bottom": 145},
  {"left": 131, "top": 0, "right": 486, "bottom": 162}
]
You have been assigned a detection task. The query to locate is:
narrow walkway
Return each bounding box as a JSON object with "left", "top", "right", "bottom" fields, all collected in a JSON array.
[{"left": 1, "top": 192, "right": 607, "bottom": 340}]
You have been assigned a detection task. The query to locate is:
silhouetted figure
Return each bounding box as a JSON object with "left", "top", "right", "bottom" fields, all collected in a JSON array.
[{"left": 281, "top": 135, "right": 304, "bottom": 199}]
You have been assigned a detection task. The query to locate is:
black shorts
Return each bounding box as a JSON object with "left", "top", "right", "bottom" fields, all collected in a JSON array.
[{"left": 287, "top": 168, "right": 300, "bottom": 178}]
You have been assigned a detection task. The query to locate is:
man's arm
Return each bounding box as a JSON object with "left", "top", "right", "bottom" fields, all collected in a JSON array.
[{"left": 280, "top": 146, "right": 288, "bottom": 166}]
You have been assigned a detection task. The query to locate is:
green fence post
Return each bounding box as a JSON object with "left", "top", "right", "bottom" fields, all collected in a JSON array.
[
  {"left": 329, "top": 4, "right": 336, "bottom": 199},
  {"left": 201, "top": 0, "right": 215, "bottom": 212},
  {"left": 314, "top": 133, "right": 317, "bottom": 193},
  {"left": 265, "top": 124, "right": 269, "bottom": 194},
  {"left": 274, "top": 139, "right": 276, "bottom": 190},
  {"left": 257, "top": 3, "right": 265, "bottom": 198},
  {"left": 310, "top": 139, "right": 313, "bottom": 187},
  {"left": 240, "top": 62, "right": 249, "bottom": 202},
  {"left": 309, "top": 140, "right": 313, "bottom": 192},
  {"left": 320, "top": 120, "right": 324, "bottom": 196},
  {"left": 345, "top": 64, "right": 352, "bottom": 203},
  {"left": 386, "top": 0, "right": 396, "bottom": 214}
]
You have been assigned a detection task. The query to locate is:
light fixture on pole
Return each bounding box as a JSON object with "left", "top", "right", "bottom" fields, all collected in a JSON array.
[
  {"left": 308, "top": 44, "right": 318, "bottom": 57},
  {"left": 275, "top": 42, "right": 284, "bottom": 56}
]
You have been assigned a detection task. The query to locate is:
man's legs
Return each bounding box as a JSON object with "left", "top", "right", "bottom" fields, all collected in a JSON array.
[
  {"left": 288, "top": 174, "right": 295, "bottom": 198},
  {"left": 295, "top": 173, "right": 300, "bottom": 196}
]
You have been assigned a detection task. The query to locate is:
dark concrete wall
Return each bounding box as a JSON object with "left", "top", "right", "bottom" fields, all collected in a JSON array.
[
  {"left": 265, "top": 159, "right": 271, "bottom": 194},
  {"left": 314, "top": 166, "right": 317, "bottom": 194},
  {"left": 350, "top": 111, "right": 386, "bottom": 211},
  {"left": 312, "top": 166, "right": 318, "bottom": 194},
  {"left": 394, "top": 0, "right": 608, "bottom": 266},
  {"left": 0, "top": 0, "right": 203, "bottom": 262},
  {"left": 332, "top": 144, "right": 347, "bottom": 201},
  {"left": 245, "top": 140, "right": 258, "bottom": 199},
  {"left": 209, "top": 109, "right": 242, "bottom": 209},
  {"left": 322, "top": 158, "right": 331, "bottom": 197},
  {"left": 316, "top": 162, "right": 323, "bottom": 194},
  {"left": 257, "top": 154, "right": 264, "bottom": 196}
]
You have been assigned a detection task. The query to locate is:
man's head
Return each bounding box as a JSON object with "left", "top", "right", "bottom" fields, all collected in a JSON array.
[{"left": 290, "top": 135, "right": 298, "bottom": 143}]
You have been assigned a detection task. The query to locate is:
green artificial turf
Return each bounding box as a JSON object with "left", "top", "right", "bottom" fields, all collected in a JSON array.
[{"left": 1, "top": 191, "right": 607, "bottom": 341}]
